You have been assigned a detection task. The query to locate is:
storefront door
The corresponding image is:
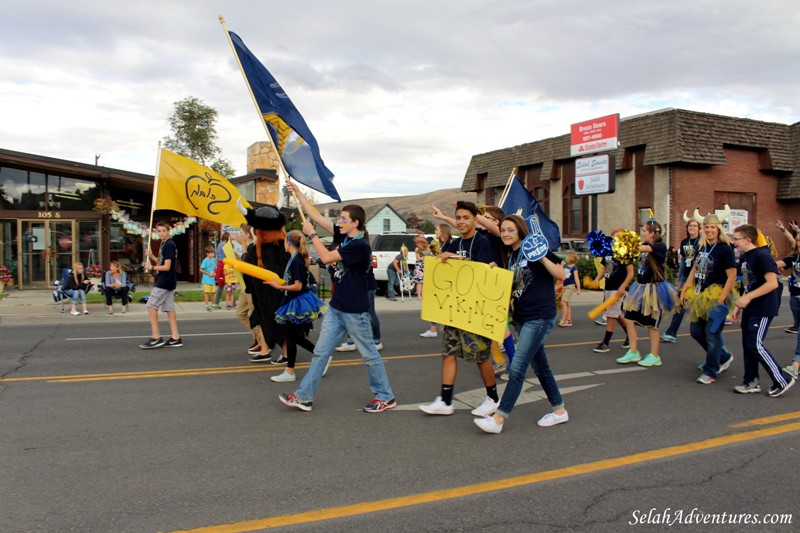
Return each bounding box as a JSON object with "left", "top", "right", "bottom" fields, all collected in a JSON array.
[{"left": 19, "top": 219, "right": 76, "bottom": 288}]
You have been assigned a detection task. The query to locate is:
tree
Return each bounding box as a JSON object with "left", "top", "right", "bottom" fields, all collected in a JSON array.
[{"left": 163, "top": 96, "right": 235, "bottom": 176}]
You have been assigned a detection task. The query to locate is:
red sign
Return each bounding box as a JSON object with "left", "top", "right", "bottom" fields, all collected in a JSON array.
[{"left": 570, "top": 114, "right": 619, "bottom": 156}]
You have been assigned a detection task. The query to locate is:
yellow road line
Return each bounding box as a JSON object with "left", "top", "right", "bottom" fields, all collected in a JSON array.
[
  {"left": 730, "top": 410, "right": 800, "bottom": 428},
  {"left": 0, "top": 353, "right": 440, "bottom": 383},
  {"left": 172, "top": 420, "right": 800, "bottom": 532}
]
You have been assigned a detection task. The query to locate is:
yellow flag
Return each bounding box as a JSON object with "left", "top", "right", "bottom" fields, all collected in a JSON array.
[{"left": 155, "top": 149, "right": 251, "bottom": 226}]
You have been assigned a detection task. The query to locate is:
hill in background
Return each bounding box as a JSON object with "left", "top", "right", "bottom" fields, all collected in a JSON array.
[{"left": 315, "top": 187, "right": 477, "bottom": 227}]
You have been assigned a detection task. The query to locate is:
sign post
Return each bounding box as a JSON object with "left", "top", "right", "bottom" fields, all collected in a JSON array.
[{"left": 570, "top": 114, "right": 620, "bottom": 230}]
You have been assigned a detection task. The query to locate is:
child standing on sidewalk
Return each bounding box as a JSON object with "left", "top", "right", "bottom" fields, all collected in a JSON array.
[
  {"left": 266, "top": 230, "right": 327, "bottom": 382},
  {"left": 200, "top": 246, "right": 217, "bottom": 311},
  {"left": 559, "top": 251, "right": 581, "bottom": 327}
]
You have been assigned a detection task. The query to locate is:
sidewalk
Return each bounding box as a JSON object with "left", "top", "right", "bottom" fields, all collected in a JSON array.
[{"left": 0, "top": 283, "right": 605, "bottom": 325}]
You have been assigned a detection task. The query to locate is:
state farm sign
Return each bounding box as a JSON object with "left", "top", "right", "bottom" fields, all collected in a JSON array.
[{"left": 570, "top": 113, "right": 619, "bottom": 156}]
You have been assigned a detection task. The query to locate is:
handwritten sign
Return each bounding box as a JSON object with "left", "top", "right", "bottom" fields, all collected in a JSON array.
[{"left": 421, "top": 256, "right": 513, "bottom": 342}]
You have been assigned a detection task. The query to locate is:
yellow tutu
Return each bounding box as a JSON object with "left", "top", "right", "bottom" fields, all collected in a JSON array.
[{"left": 683, "top": 283, "right": 738, "bottom": 322}]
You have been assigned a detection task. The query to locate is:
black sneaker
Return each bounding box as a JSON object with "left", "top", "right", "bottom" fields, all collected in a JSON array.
[
  {"left": 768, "top": 378, "right": 797, "bottom": 398},
  {"left": 270, "top": 356, "right": 288, "bottom": 365},
  {"left": 139, "top": 337, "right": 165, "bottom": 349},
  {"left": 621, "top": 339, "right": 630, "bottom": 349},
  {"left": 249, "top": 353, "right": 272, "bottom": 364},
  {"left": 593, "top": 343, "right": 611, "bottom": 353},
  {"left": 165, "top": 338, "right": 183, "bottom": 348},
  {"left": 786, "top": 327, "right": 798, "bottom": 334}
]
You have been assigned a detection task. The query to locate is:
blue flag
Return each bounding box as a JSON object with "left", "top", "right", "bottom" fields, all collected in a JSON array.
[
  {"left": 500, "top": 177, "right": 561, "bottom": 251},
  {"left": 229, "top": 32, "right": 341, "bottom": 202}
]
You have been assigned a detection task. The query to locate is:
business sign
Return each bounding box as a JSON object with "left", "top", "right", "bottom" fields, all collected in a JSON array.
[
  {"left": 575, "top": 153, "right": 615, "bottom": 195},
  {"left": 719, "top": 208, "right": 747, "bottom": 234},
  {"left": 570, "top": 113, "right": 619, "bottom": 156}
]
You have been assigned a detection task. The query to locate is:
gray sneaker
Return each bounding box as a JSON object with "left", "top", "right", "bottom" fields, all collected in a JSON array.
[
  {"left": 593, "top": 343, "right": 611, "bottom": 353},
  {"left": 696, "top": 373, "right": 716, "bottom": 385},
  {"left": 784, "top": 365, "right": 799, "bottom": 380},
  {"left": 733, "top": 379, "right": 761, "bottom": 394}
]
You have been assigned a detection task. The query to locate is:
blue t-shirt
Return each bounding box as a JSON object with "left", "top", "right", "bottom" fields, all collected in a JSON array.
[
  {"left": 154, "top": 239, "right": 178, "bottom": 291},
  {"left": 328, "top": 233, "right": 372, "bottom": 313},
  {"left": 563, "top": 264, "right": 578, "bottom": 287},
  {"left": 740, "top": 246, "right": 779, "bottom": 317},
  {"left": 280, "top": 253, "right": 309, "bottom": 306},
  {"left": 444, "top": 232, "right": 494, "bottom": 264},
  {"left": 693, "top": 241, "right": 736, "bottom": 291},
  {"left": 510, "top": 251, "right": 562, "bottom": 323},
  {"left": 200, "top": 257, "right": 216, "bottom": 285}
]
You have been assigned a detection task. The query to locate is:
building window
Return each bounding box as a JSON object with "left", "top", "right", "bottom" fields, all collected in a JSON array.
[
  {"left": 383, "top": 219, "right": 391, "bottom": 232},
  {"left": 520, "top": 164, "right": 549, "bottom": 214},
  {"left": 0, "top": 166, "right": 46, "bottom": 210},
  {"left": 558, "top": 160, "right": 586, "bottom": 235}
]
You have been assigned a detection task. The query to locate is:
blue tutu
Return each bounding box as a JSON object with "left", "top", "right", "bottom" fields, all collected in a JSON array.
[{"left": 275, "top": 291, "right": 327, "bottom": 324}]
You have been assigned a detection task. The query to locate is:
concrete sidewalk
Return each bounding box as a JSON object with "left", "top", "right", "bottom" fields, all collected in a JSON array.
[{"left": 0, "top": 283, "right": 605, "bottom": 325}]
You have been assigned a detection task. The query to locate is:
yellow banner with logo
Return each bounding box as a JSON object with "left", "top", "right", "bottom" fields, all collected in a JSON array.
[{"left": 155, "top": 149, "right": 251, "bottom": 226}]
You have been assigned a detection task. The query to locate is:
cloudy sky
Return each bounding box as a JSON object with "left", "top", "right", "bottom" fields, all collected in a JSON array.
[{"left": 2, "top": 0, "right": 798, "bottom": 201}]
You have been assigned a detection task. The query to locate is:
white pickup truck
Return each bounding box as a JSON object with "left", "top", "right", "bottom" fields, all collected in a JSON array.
[{"left": 370, "top": 233, "right": 431, "bottom": 294}]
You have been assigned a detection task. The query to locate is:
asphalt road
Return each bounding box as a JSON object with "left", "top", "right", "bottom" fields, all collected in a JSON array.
[{"left": 1, "top": 304, "right": 799, "bottom": 532}]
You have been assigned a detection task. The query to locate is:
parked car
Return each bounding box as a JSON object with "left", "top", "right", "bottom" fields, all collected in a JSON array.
[
  {"left": 370, "top": 233, "right": 432, "bottom": 295},
  {"left": 556, "top": 238, "right": 591, "bottom": 260}
]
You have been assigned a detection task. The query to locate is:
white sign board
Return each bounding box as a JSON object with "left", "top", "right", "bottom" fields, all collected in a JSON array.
[
  {"left": 575, "top": 154, "right": 615, "bottom": 195},
  {"left": 718, "top": 209, "right": 748, "bottom": 234}
]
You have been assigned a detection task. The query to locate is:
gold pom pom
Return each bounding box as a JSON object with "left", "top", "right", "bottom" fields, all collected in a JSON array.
[
  {"left": 583, "top": 276, "right": 600, "bottom": 290},
  {"left": 613, "top": 230, "right": 641, "bottom": 264}
]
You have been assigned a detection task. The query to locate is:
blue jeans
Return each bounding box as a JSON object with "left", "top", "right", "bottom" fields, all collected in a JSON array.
[
  {"left": 295, "top": 307, "right": 394, "bottom": 403},
  {"left": 368, "top": 288, "right": 381, "bottom": 342},
  {"left": 663, "top": 308, "right": 685, "bottom": 337},
  {"left": 690, "top": 317, "right": 731, "bottom": 378},
  {"left": 387, "top": 269, "right": 399, "bottom": 298},
  {"left": 497, "top": 318, "right": 562, "bottom": 418},
  {"left": 790, "top": 295, "right": 800, "bottom": 330},
  {"left": 63, "top": 288, "right": 86, "bottom": 304}
]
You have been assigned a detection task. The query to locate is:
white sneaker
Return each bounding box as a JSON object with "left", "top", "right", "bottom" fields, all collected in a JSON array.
[
  {"left": 70, "top": 310, "right": 80, "bottom": 316},
  {"left": 474, "top": 416, "right": 503, "bottom": 434},
  {"left": 470, "top": 396, "right": 500, "bottom": 417},
  {"left": 374, "top": 342, "right": 383, "bottom": 351},
  {"left": 499, "top": 372, "right": 510, "bottom": 381},
  {"left": 270, "top": 370, "right": 296, "bottom": 382},
  {"left": 537, "top": 410, "right": 569, "bottom": 427},
  {"left": 335, "top": 342, "right": 356, "bottom": 352},
  {"left": 420, "top": 330, "right": 438, "bottom": 338},
  {"left": 419, "top": 396, "right": 454, "bottom": 415}
]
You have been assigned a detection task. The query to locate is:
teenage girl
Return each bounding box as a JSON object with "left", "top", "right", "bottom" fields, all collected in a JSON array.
[
  {"left": 617, "top": 220, "right": 678, "bottom": 367},
  {"left": 265, "top": 230, "right": 327, "bottom": 382}
]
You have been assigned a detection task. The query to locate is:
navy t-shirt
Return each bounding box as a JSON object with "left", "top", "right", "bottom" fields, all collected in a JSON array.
[
  {"left": 678, "top": 236, "right": 699, "bottom": 283},
  {"left": 693, "top": 241, "right": 736, "bottom": 291},
  {"left": 781, "top": 254, "right": 800, "bottom": 296},
  {"left": 510, "top": 251, "right": 562, "bottom": 324},
  {"left": 444, "top": 232, "right": 494, "bottom": 264},
  {"left": 478, "top": 228, "right": 504, "bottom": 266},
  {"left": 329, "top": 235, "right": 372, "bottom": 313},
  {"left": 280, "top": 253, "right": 309, "bottom": 306},
  {"left": 741, "top": 246, "right": 780, "bottom": 317},
  {"left": 636, "top": 241, "right": 667, "bottom": 284},
  {"left": 602, "top": 254, "right": 630, "bottom": 291},
  {"left": 154, "top": 238, "right": 178, "bottom": 291}
]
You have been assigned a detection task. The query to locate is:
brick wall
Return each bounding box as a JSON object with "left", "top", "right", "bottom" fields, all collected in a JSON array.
[{"left": 669, "top": 147, "right": 797, "bottom": 257}]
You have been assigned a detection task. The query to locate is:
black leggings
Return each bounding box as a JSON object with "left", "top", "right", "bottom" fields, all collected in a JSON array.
[
  {"left": 105, "top": 287, "right": 129, "bottom": 306},
  {"left": 286, "top": 323, "right": 315, "bottom": 369}
]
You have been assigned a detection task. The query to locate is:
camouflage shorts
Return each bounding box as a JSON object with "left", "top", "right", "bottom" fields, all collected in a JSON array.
[{"left": 441, "top": 326, "right": 492, "bottom": 363}]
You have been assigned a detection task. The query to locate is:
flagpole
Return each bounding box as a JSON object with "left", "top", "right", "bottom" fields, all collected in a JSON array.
[
  {"left": 497, "top": 167, "right": 518, "bottom": 209},
  {"left": 145, "top": 141, "right": 163, "bottom": 270},
  {"left": 218, "top": 15, "right": 307, "bottom": 224}
]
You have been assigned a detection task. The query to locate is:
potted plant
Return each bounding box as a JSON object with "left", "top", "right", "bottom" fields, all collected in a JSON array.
[
  {"left": 86, "top": 263, "right": 104, "bottom": 285},
  {"left": 0, "top": 265, "right": 13, "bottom": 293}
]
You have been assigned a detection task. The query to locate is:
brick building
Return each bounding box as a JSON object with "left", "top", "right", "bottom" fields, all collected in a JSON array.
[{"left": 461, "top": 108, "right": 800, "bottom": 256}]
